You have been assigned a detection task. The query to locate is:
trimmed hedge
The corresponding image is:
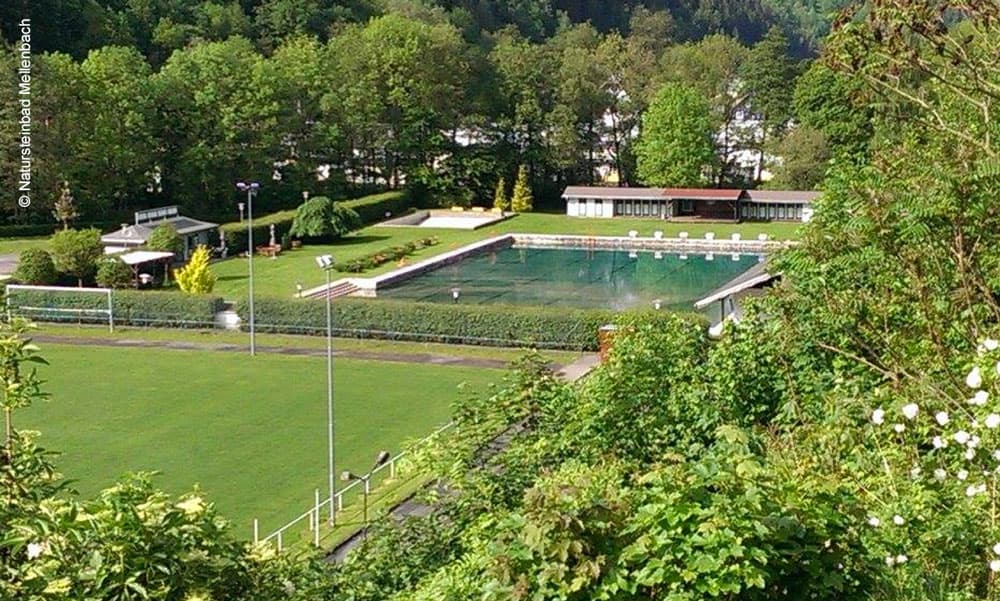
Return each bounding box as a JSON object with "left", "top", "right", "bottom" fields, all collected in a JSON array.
[
  {"left": 218, "top": 191, "right": 410, "bottom": 251},
  {"left": 236, "top": 296, "right": 706, "bottom": 350},
  {"left": 6, "top": 288, "right": 225, "bottom": 329},
  {"left": 334, "top": 237, "right": 439, "bottom": 273},
  {"left": 0, "top": 221, "right": 120, "bottom": 238}
]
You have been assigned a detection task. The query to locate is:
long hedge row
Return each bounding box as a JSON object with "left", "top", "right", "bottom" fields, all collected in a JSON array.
[
  {"left": 236, "top": 296, "right": 705, "bottom": 350},
  {"left": 0, "top": 221, "right": 121, "bottom": 238},
  {"left": 219, "top": 191, "right": 411, "bottom": 251},
  {"left": 6, "top": 289, "right": 225, "bottom": 329}
]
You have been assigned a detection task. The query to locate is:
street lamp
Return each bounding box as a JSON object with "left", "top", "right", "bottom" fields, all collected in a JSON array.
[
  {"left": 236, "top": 182, "right": 260, "bottom": 356},
  {"left": 341, "top": 450, "right": 392, "bottom": 539},
  {"left": 316, "top": 254, "right": 336, "bottom": 524}
]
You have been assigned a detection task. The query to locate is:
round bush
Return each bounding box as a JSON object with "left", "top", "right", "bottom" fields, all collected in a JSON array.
[
  {"left": 13, "top": 248, "right": 58, "bottom": 285},
  {"left": 95, "top": 257, "right": 133, "bottom": 289}
]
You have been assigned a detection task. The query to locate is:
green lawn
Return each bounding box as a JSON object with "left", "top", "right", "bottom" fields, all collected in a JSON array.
[
  {"left": 0, "top": 236, "right": 49, "bottom": 255},
  {"left": 19, "top": 344, "right": 502, "bottom": 537},
  {"left": 211, "top": 212, "right": 801, "bottom": 299}
]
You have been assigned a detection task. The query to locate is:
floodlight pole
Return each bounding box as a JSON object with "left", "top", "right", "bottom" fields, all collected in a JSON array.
[
  {"left": 324, "top": 265, "right": 335, "bottom": 525},
  {"left": 237, "top": 182, "right": 260, "bottom": 356}
]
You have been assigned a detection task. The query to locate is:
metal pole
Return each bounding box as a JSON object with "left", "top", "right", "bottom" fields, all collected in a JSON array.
[
  {"left": 247, "top": 189, "right": 256, "bottom": 356},
  {"left": 326, "top": 268, "right": 335, "bottom": 524},
  {"left": 253, "top": 518, "right": 259, "bottom": 545},
  {"left": 314, "top": 488, "right": 321, "bottom": 547},
  {"left": 362, "top": 477, "right": 369, "bottom": 540}
]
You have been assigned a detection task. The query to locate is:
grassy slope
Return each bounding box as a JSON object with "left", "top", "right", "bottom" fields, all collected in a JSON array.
[
  {"left": 211, "top": 213, "right": 802, "bottom": 299},
  {"left": 20, "top": 344, "right": 501, "bottom": 535}
]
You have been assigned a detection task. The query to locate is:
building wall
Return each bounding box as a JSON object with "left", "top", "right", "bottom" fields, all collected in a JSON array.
[{"left": 565, "top": 198, "right": 615, "bottom": 218}]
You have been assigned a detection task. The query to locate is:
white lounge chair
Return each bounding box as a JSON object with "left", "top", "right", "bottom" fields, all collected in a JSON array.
[
  {"left": 628, "top": 230, "right": 638, "bottom": 239},
  {"left": 678, "top": 231, "right": 689, "bottom": 240},
  {"left": 758, "top": 234, "right": 768, "bottom": 241},
  {"left": 705, "top": 232, "right": 716, "bottom": 241},
  {"left": 653, "top": 230, "right": 663, "bottom": 240},
  {"left": 731, "top": 233, "right": 741, "bottom": 241}
]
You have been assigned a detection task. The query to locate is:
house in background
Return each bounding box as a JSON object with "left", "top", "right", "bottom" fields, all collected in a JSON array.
[
  {"left": 100, "top": 206, "right": 218, "bottom": 260},
  {"left": 561, "top": 186, "right": 819, "bottom": 223}
]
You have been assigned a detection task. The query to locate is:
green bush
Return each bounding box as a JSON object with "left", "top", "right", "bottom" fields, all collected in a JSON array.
[
  {"left": 5, "top": 289, "right": 225, "bottom": 329},
  {"left": 341, "top": 191, "right": 410, "bottom": 223},
  {"left": 95, "top": 257, "right": 133, "bottom": 289},
  {"left": 235, "top": 296, "right": 705, "bottom": 350},
  {"left": 13, "top": 248, "right": 58, "bottom": 285},
  {"left": 334, "top": 237, "right": 439, "bottom": 273},
  {"left": 0, "top": 222, "right": 119, "bottom": 238}
]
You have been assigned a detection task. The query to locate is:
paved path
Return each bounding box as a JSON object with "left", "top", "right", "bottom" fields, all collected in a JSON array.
[{"left": 31, "top": 334, "right": 538, "bottom": 370}]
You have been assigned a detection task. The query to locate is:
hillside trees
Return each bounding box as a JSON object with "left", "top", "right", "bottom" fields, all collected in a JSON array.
[{"left": 635, "top": 83, "right": 716, "bottom": 187}]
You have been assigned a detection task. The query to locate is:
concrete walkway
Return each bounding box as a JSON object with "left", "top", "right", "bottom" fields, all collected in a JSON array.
[{"left": 32, "top": 334, "right": 536, "bottom": 371}]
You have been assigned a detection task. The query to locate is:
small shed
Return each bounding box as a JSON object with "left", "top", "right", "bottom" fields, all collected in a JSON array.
[
  {"left": 101, "top": 206, "right": 217, "bottom": 260},
  {"left": 694, "top": 262, "right": 780, "bottom": 336}
]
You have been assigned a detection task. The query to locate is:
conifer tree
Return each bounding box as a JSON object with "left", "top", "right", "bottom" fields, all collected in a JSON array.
[
  {"left": 52, "top": 181, "right": 80, "bottom": 230},
  {"left": 175, "top": 246, "right": 216, "bottom": 294},
  {"left": 493, "top": 177, "right": 509, "bottom": 211},
  {"left": 510, "top": 166, "right": 533, "bottom": 213}
]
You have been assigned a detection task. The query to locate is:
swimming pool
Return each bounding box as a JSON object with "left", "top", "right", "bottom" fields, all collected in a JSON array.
[{"left": 377, "top": 246, "right": 763, "bottom": 313}]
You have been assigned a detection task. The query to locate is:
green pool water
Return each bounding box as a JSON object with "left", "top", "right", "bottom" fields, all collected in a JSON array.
[{"left": 378, "top": 246, "right": 763, "bottom": 313}]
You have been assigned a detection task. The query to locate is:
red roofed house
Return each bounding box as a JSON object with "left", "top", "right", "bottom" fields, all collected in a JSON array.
[{"left": 561, "top": 186, "right": 818, "bottom": 222}]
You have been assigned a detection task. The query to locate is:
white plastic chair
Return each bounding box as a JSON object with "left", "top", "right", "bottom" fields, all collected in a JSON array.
[
  {"left": 758, "top": 234, "right": 769, "bottom": 241},
  {"left": 678, "top": 232, "right": 689, "bottom": 240},
  {"left": 653, "top": 230, "right": 663, "bottom": 240},
  {"left": 628, "top": 230, "right": 638, "bottom": 239},
  {"left": 705, "top": 232, "right": 716, "bottom": 241},
  {"left": 731, "top": 233, "right": 741, "bottom": 241},
  {"left": 731, "top": 253, "right": 740, "bottom": 261},
  {"left": 706, "top": 253, "right": 715, "bottom": 261}
]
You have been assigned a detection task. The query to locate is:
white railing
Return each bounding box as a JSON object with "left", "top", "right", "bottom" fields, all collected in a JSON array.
[{"left": 253, "top": 421, "right": 456, "bottom": 552}]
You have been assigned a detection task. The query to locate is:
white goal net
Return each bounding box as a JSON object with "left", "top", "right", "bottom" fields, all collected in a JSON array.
[{"left": 5, "top": 285, "right": 114, "bottom": 331}]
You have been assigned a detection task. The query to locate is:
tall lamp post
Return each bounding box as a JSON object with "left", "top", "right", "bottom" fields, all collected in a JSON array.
[
  {"left": 341, "top": 450, "right": 391, "bottom": 539},
  {"left": 316, "top": 254, "right": 336, "bottom": 524},
  {"left": 236, "top": 182, "right": 260, "bottom": 356}
]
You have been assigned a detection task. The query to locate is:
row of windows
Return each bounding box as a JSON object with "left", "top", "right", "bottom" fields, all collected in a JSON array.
[{"left": 740, "top": 203, "right": 802, "bottom": 221}]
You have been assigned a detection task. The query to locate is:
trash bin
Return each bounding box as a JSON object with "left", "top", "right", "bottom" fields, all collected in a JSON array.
[{"left": 598, "top": 324, "right": 618, "bottom": 362}]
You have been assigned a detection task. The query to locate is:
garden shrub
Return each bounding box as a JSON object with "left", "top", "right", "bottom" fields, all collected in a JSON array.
[
  {"left": 13, "top": 248, "right": 58, "bottom": 285},
  {"left": 5, "top": 289, "right": 225, "bottom": 328},
  {"left": 146, "top": 223, "right": 183, "bottom": 255},
  {"left": 95, "top": 257, "right": 132, "bottom": 289},
  {"left": 334, "top": 237, "right": 439, "bottom": 273},
  {"left": 235, "top": 296, "right": 705, "bottom": 350},
  {"left": 175, "top": 246, "right": 216, "bottom": 294}
]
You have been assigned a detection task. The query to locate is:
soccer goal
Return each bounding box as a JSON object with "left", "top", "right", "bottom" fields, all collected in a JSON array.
[{"left": 5, "top": 284, "right": 114, "bottom": 332}]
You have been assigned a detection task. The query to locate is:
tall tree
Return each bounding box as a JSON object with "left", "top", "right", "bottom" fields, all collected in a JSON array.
[
  {"left": 765, "top": 125, "right": 830, "bottom": 190},
  {"left": 635, "top": 83, "right": 715, "bottom": 187},
  {"left": 51, "top": 181, "right": 79, "bottom": 230},
  {"left": 741, "top": 25, "right": 797, "bottom": 182}
]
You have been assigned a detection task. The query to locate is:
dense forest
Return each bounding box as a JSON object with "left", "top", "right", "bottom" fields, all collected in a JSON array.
[{"left": 0, "top": 0, "right": 856, "bottom": 224}]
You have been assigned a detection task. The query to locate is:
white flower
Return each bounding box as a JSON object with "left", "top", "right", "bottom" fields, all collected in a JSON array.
[
  {"left": 967, "top": 485, "right": 980, "bottom": 497},
  {"left": 894, "top": 423, "right": 906, "bottom": 433},
  {"left": 966, "top": 448, "right": 977, "bottom": 460},
  {"left": 910, "top": 466, "right": 921, "bottom": 479},
  {"left": 971, "top": 390, "right": 990, "bottom": 406},
  {"left": 868, "top": 516, "right": 880, "bottom": 527},
  {"left": 968, "top": 366, "right": 983, "bottom": 389},
  {"left": 893, "top": 515, "right": 905, "bottom": 526},
  {"left": 955, "top": 431, "right": 971, "bottom": 445},
  {"left": 958, "top": 469, "right": 970, "bottom": 480},
  {"left": 26, "top": 542, "right": 45, "bottom": 560},
  {"left": 991, "top": 560, "right": 1000, "bottom": 573},
  {"left": 994, "top": 450, "right": 1000, "bottom": 461},
  {"left": 902, "top": 403, "right": 919, "bottom": 420},
  {"left": 176, "top": 496, "right": 204, "bottom": 516},
  {"left": 933, "top": 436, "right": 946, "bottom": 449},
  {"left": 987, "top": 414, "right": 1000, "bottom": 429},
  {"left": 970, "top": 436, "right": 982, "bottom": 449},
  {"left": 885, "top": 555, "right": 896, "bottom": 567},
  {"left": 872, "top": 408, "right": 885, "bottom": 425},
  {"left": 992, "top": 542, "right": 1000, "bottom": 555},
  {"left": 936, "top": 411, "right": 950, "bottom": 426},
  {"left": 895, "top": 554, "right": 908, "bottom": 564},
  {"left": 996, "top": 360, "right": 1000, "bottom": 376},
  {"left": 934, "top": 468, "right": 947, "bottom": 480},
  {"left": 986, "top": 339, "right": 999, "bottom": 351}
]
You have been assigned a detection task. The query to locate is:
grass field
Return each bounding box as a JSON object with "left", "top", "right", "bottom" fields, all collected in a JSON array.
[
  {"left": 19, "top": 344, "right": 502, "bottom": 536},
  {"left": 0, "top": 236, "right": 49, "bottom": 255},
  {"left": 211, "top": 212, "right": 802, "bottom": 299}
]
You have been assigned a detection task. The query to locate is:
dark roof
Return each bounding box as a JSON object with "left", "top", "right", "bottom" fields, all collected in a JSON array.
[
  {"left": 101, "top": 224, "right": 155, "bottom": 244},
  {"left": 662, "top": 188, "right": 744, "bottom": 201},
  {"left": 693, "top": 262, "right": 779, "bottom": 309},
  {"left": 162, "top": 216, "right": 217, "bottom": 235},
  {"left": 562, "top": 186, "right": 666, "bottom": 200},
  {"left": 745, "top": 190, "right": 821, "bottom": 204}
]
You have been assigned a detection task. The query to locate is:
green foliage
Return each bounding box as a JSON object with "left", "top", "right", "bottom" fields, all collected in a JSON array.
[
  {"left": 49, "top": 228, "right": 103, "bottom": 287},
  {"left": 236, "top": 296, "right": 703, "bottom": 350},
  {"left": 289, "top": 196, "right": 362, "bottom": 240},
  {"left": 175, "top": 246, "right": 216, "bottom": 294},
  {"left": 635, "top": 83, "right": 716, "bottom": 187},
  {"left": 334, "top": 237, "right": 439, "bottom": 273},
  {"left": 492, "top": 177, "right": 509, "bottom": 211},
  {"left": 146, "top": 223, "right": 183, "bottom": 256},
  {"left": 95, "top": 257, "right": 133, "bottom": 289},
  {"left": 51, "top": 181, "right": 79, "bottom": 230},
  {"left": 13, "top": 249, "right": 58, "bottom": 285},
  {"left": 510, "top": 166, "right": 533, "bottom": 213},
  {"left": 766, "top": 125, "right": 831, "bottom": 190},
  {"left": 6, "top": 289, "right": 226, "bottom": 329}
]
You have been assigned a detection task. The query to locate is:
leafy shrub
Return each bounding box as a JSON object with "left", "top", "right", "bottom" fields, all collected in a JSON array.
[
  {"left": 95, "top": 257, "right": 132, "bottom": 289},
  {"left": 5, "top": 289, "right": 225, "bottom": 328},
  {"left": 13, "top": 248, "right": 57, "bottom": 285},
  {"left": 146, "top": 223, "right": 183, "bottom": 255},
  {"left": 0, "top": 222, "right": 119, "bottom": 238},
  {"left": 235, "top": 296, "right": 704, "bottom": 350},
  {"left": 342, "top": 190, "right": 410, "bottom": 223},
  {"left": 334, "top": 237, "right": 439, "bottom": 273},
  {"left": 175, "top": 246, "right": 216, "bottom": 293},
  {"left": 289, "top": 196, "right": 362, "bottom": 240},
  {"left": 50, "top": 228, "right": 103, "bottom": 286}
]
